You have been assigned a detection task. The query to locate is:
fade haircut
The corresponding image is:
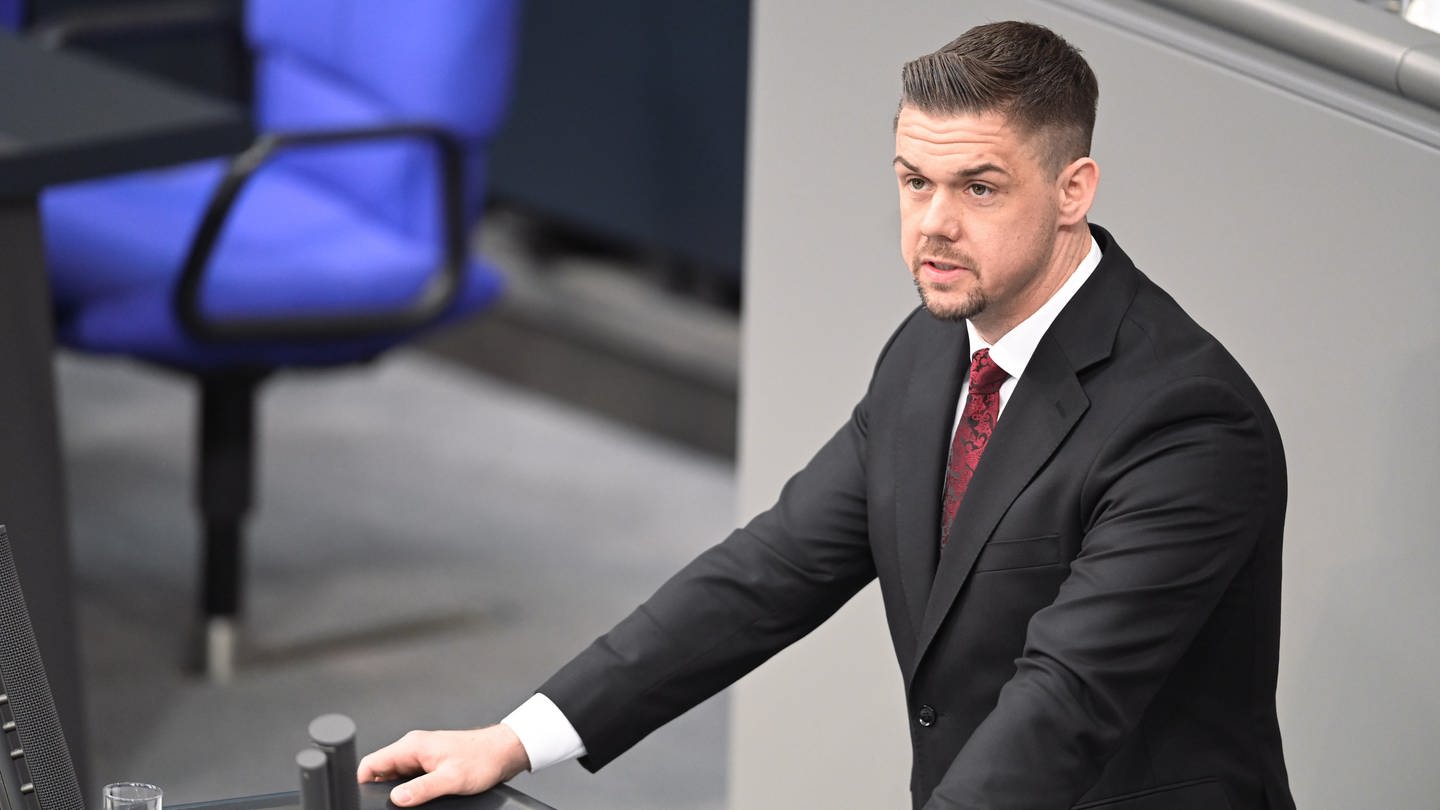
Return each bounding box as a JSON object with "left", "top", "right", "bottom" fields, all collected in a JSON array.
[{"left": 898, "top": 21, "right": 1099, "bottom": 176}]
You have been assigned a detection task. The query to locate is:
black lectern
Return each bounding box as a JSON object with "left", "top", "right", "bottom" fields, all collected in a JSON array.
[{"left": 176, "top": 781, "right": 556, "bottom": 810}]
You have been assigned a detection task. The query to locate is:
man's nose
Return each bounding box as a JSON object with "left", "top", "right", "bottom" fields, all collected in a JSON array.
[{"left": 919, "top": 192, "right": 962, "bottom": 242}]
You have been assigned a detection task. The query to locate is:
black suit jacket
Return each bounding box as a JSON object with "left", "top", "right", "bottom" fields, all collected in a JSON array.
[{"left": 540, "top": 225, "right": 1295, "bottom": 809}]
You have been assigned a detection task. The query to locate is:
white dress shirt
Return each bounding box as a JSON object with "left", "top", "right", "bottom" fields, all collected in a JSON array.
[
  {"left": 505, "top": 235, "right": 1103, "bottom": 772},
  {"left": 502, "top": 693, "right": 586, "bottom": 770},
  {"left": 953, "top": 235, "right": 1101, "bottom": 426}
]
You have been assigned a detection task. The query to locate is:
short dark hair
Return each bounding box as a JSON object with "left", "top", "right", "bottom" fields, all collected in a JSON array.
[{"left": 898, "top": 21, "right": 1099, "bottom": 174}]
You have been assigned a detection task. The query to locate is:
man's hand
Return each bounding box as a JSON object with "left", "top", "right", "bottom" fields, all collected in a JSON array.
[{"left": 356, "top": 725, "right": 531, "bottom": 807}]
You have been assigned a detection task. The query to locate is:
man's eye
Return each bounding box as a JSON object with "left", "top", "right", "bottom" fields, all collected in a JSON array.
[
  {"left": 969, "top": 183, "right": 992, "bottom": 197},
  {"left": 906, "top": 177, "right": 928, "bottom": 191}
]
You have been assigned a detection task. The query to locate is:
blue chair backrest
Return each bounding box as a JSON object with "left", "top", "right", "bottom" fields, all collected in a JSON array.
[
  {"left": 0, "top": 0, "right": 24, "bottom": 30},
  {"left": 245, "top": 0, "right": 519, "bottom": 237}
]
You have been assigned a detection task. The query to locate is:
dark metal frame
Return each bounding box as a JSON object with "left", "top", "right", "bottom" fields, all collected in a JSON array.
[
  {"left": 174, "top": 125, "right": 470, "bottom": 679},
  {"left": 172, "top": 124, "right": 470, "bottom": 342}
]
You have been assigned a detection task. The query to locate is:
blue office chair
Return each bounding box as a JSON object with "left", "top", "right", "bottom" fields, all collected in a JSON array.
[{"left": 41, "top": 0, "right": 518, "bottom": 679}]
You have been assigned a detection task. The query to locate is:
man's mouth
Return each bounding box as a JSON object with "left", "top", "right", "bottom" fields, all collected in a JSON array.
[{"left": 921, "top": 259, "right": 970, "bottom": 277}]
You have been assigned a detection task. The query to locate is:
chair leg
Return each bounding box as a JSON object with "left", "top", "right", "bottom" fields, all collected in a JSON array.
[
  {"left": 202, "top": 522, "right": 241, "bottom": 683},
  {"left": 196, "top": 372, "right": 265, "bottom": 682}
]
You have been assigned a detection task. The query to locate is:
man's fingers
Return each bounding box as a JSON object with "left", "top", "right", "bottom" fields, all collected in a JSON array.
[
  {"left": 355, "top": 754, "right": 385, "bottom": 783},
  {"left": 389, "top": 770, "right": 456, "bottom": 808},
  {"left": 357, "top": 727, "right": 518, "bottom": 805},
  {"left": 356, "top": 734, "right": 426, "bottom": 783}
]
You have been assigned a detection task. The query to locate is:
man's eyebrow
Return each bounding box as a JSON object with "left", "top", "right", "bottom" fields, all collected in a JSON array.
[
  {"left": 956, "top": 162, "right": 1008, "bottom": 179},
  {"left": 893, "top": 156, "right": 922, "bottom": 173},
  {"left": 892, "top": 156, "right": 1010, "bottom": 179}
]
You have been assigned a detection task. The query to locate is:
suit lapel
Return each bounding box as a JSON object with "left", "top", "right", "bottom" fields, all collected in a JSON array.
[
  {"left": 891, "top": 317, "right": 968, "bottom": 643},
  {"left": 908, "top": 342, "right": 1088, "bottom": 684},
  {"left": 904, "top": 224, "right": 1139, "bottom": 687}
]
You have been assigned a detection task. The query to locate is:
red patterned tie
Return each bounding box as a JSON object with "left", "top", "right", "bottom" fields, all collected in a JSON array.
[{"left": 940, "top": 348, "right": 1009, "bottom": 548}]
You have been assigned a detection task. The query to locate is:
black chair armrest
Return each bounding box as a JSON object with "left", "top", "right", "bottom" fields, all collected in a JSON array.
[
  {"left": 172, "top": 123, "right": 470, "bottom": 343},
  {"left": 31, "top": 0, "right": 242, "bottom": 49}
]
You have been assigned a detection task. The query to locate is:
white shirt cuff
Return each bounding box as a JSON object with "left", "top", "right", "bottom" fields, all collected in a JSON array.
[{"left": 501, "top": 693, "right": 587, "bottom": 771}]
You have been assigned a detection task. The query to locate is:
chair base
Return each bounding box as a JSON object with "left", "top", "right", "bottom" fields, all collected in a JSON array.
[{"left": 204, "top": 615, "right": 238, "bottom": 683}]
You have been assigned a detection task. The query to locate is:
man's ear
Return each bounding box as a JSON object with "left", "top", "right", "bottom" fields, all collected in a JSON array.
[{"left": 1056, "top": 156, "right": 1099, "bottom": 226}]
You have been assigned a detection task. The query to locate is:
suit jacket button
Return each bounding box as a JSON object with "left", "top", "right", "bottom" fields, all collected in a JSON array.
[{"left": 917, "top": 705, "right": 936, "bottom": 727}]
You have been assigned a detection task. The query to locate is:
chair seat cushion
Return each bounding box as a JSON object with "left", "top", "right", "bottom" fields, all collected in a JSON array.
[{"left": 42, "top": 158, "right": 503, "bottom": 370}]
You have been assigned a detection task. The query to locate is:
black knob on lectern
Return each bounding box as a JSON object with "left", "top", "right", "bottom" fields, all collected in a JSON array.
[
  {"left": 297, "top": 748, "right": 330, "bottom": 810},
  {"left": 308, "top": 714, "right": 359, "bottom": 810}
]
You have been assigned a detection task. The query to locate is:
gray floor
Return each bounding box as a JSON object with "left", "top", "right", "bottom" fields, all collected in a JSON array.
[{"left": 57, "top": 346, "right": 735, "bottom": 810}]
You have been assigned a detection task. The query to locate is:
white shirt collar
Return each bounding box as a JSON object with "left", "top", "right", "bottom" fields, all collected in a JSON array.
[{"left": 965, "top": 234, "right": 1102, "bottom": 379}]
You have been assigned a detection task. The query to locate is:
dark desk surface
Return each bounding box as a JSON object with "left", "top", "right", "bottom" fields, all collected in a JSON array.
[
  {"left": 0, "top": 30, "right": 251, "bottom": 197},
  {"left": 176, "top": 782, "right": 557, "bottom": 810}
]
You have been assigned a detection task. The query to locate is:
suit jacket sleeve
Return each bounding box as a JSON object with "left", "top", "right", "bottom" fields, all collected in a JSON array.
[
  {"left": 926, "top": 375, "right": 1282, "bottom": 809},
  {"left": 535, "top": 313, "right": 927, "bottom": 770}
]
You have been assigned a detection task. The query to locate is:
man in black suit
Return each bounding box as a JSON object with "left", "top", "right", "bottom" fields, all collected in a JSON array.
[{"left": 359, "top": 21, "right": 1295, "bottom": 809}]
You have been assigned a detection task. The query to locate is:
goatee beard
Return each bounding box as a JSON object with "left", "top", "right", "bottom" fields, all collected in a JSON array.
[{"left": 914, "top": 277, "right": 986, "bottom": 322}]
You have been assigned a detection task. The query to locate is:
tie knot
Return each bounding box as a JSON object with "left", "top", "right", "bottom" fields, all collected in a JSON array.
[{"left": 968, "top": 348, "right": 1008, "bottom": 394}]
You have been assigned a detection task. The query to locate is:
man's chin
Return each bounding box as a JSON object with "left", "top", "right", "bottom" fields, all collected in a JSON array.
[
  {"left": 923, "top": 304, "right": 972, "bottom": 323},
  {"left": 916, "top": 286, "right": 983, "bottom": 322}
]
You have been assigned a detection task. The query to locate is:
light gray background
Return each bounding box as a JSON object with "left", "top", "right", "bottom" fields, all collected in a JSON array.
[{"left": 733, "top": 1, "right": 1440, "bottom": 807}]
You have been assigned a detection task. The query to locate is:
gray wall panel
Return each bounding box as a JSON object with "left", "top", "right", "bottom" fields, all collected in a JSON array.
[{"left": 732, "top": 1, "right": 928, "bottom": 805}]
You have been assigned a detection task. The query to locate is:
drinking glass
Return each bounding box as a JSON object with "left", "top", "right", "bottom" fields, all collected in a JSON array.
[{"left": 103, "top": 782, "right": 162, "bottom": 810}]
